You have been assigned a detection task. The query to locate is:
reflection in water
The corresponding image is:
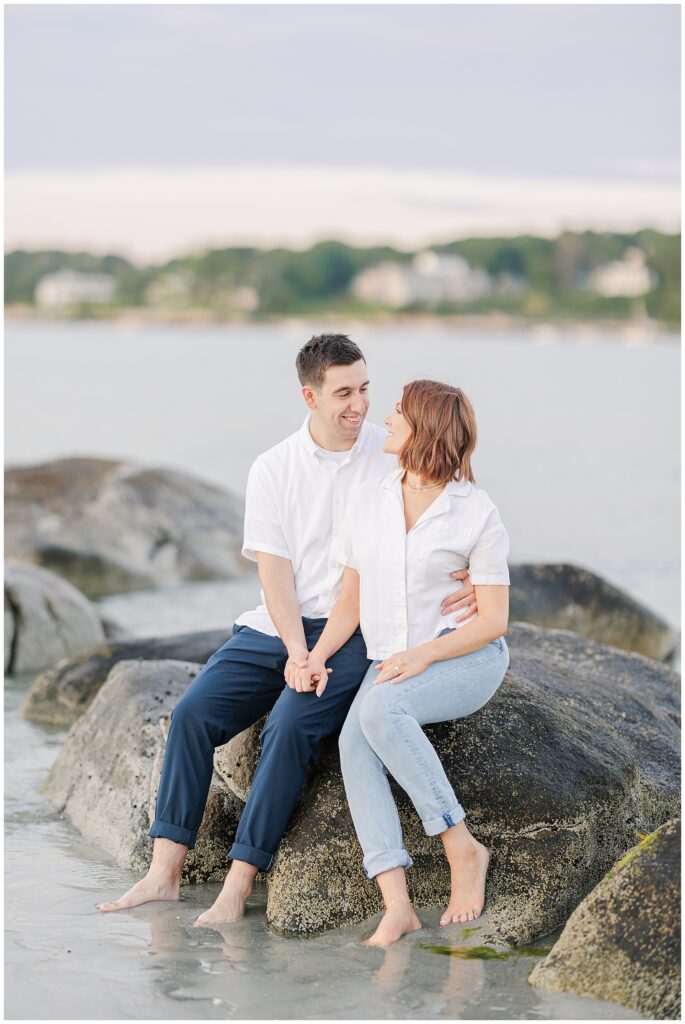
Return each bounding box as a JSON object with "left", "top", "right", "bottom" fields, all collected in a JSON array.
[{"left": 373, "top": 921, "right": 486, "bottom": 1016}]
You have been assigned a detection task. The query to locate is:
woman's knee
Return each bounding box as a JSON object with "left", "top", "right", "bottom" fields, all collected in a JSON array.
[
  {"left": 338, "top": 712, "right": 364, "bottom": 764},
  {"left": 358, "top": 685, "right": 401, "bottom": 742}
]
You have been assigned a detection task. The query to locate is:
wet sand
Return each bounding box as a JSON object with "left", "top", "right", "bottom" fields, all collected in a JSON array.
[{"left": 5, "top": 671, "right": 642, "bottom": 1020}]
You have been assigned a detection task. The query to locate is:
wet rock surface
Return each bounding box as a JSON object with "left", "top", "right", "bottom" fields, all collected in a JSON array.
[
  {"left": 42, "top": 659, "right": 243, "bottom": 884},
  {"left": 509, "top": 563, "right": 678, "bottom": 662},
  {"left": 5, "top": 559, "right": 106, "bottom": 675},
  {"left": 529, "top": 818, "right": 681, "bottom": 1020},
  {"left": 5, "top": 457, "right": 245, "bottom": 598},
  {"left": 22, "top": 629, "right": 231, "bottom": 727},
  {"left": 265, "top": 623, "right": 680, "bottom": 941}
]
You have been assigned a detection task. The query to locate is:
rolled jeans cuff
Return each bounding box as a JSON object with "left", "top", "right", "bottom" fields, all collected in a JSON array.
[
  {"left": 422, "top": 806, "right": 466, "bottom": 837},
  {"left": 363, "top": 849, "right": 413, "bottom": 880},
  {"left": 149, "top": 819, "right": 197, "bottom": 849},
  {"left": 229, "top": 841, "right": 274, "bottom": 872}
]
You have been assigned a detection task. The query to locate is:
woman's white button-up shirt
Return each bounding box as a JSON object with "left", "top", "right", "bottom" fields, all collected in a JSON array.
[{"left": 333, "top": 468, "right": 510, "bottom": 660}]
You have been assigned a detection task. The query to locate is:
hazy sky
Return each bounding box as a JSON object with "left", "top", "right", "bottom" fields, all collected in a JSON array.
[{"left": 5, "top": 4, "right": 681, "bottom": 257}]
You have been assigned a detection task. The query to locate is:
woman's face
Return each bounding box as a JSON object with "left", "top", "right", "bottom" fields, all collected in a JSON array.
[{"left": 383, "top": 399, "right": 412, "bottom": 454}]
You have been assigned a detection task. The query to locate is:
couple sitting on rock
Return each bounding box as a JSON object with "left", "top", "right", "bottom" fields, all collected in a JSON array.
[{"left": 98, "top": 333, "right": 510, "bottom": 947}]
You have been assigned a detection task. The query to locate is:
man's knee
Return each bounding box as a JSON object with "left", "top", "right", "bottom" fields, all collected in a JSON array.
[
  {"left": 260, "top": 696, "right": 317, "bottom": 749},
  {"left": 169, "top": 684, "right": 217, "bottom": 739}
]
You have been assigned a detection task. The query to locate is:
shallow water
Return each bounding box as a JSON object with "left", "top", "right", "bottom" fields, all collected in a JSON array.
[{"left": 5, "top": 672, "right": 641, "bottom": 1020}]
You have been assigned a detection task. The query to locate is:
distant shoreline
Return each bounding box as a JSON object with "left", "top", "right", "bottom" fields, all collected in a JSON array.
[{"left": 4, "top": 304, "right": 679, "bottom": 338}]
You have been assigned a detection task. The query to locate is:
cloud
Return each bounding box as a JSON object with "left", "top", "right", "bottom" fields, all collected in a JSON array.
[{"left": 5, "top": 165, "right": 680, "bottom": 263}]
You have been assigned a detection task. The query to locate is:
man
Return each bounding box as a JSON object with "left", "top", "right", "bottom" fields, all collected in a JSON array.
[{"left": 98, "top": 334, "right": 477, "bottom": 926}]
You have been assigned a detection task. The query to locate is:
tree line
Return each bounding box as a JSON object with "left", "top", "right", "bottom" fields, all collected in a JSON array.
[{"left": 4, "top": 229, "right": 680, "bottom": 326}]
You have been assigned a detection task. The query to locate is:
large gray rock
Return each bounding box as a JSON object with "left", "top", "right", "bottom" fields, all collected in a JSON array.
[
  {"left": 42, "top": 659, "right": 244, "bottom": 883},
  {"left": 5, "top": 559, "right": 105, "bottom": 675},
  {"left": 264, "top": 623, "right": 679, "bottom": 941},
  {"left": 529, "top": 819, "right": 681, "bottom": 1020},
  {"left": 22, "top": 629, "right": 231, "bottom": 727},
  {"left": 509, "top": 563, "right": 678, "bottom": 662},
  {"left": 5, "top": 457, "right": 245, "bottom": 597}
]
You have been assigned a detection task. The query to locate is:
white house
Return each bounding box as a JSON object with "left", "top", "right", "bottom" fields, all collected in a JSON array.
[
  {"left": 351, "top": 250, "right": 493, "bottom": 308},
  {"left": 35, "top": 269, "right": 117, "bottom": 309},
  {"left": 590, "top": 248, "right": 655, "bottom": 298}
]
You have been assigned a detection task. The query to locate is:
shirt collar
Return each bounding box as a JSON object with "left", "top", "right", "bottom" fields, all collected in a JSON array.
[
  {"left": 380, "top": 468, "right": 473, "bottom": 496},
  {"left": 298, "top": 413, "right": 367, "bottom": 461}
]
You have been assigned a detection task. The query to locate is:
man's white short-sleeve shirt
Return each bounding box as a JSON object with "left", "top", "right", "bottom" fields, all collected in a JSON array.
[
  {"left": 235, "top": 416, "right": 396, "bottom": 636},
  {"left": 333, "top": 468, "right": 510, "bottom": 660}
]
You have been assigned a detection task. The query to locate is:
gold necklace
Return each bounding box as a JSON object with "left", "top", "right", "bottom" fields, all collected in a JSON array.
[{"left": 404, "top": 478, "right": 444, "bottom": 492}]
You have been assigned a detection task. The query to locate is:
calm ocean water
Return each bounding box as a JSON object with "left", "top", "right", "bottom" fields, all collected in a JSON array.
[{"left": 5, "top": 319, "right": 680, "bottom": 626}]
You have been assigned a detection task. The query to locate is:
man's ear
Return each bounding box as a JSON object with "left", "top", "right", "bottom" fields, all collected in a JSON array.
[{"left": 302, "top": 385, "right": 317, "bottom": 410}]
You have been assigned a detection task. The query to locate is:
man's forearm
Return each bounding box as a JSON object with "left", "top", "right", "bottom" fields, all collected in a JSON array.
[{"left": 257, "top": 555, "right": 307, "bottom": 655}]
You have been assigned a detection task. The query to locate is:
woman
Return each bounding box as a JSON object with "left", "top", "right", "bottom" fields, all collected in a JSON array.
[{"left": 293, "top": 379, "right": 510, "bottom": 947}]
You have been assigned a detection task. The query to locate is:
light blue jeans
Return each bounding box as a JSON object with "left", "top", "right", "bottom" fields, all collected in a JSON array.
[{"left": 338, "top": 636, "right": 509, "bottom": 880}]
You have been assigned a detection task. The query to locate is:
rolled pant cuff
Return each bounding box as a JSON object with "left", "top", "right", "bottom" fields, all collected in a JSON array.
[
  {"left": 363, "top": 849, "right": 413, "bottom": 880},
  {"left": 229, "top": 842, "right": 274, "bottom": 872},
  {"left": 149, "top": 820, "right": 197, "bottom": 849},
  {"left": 422, "top": 806, "right": 466, "bottom": 836}
]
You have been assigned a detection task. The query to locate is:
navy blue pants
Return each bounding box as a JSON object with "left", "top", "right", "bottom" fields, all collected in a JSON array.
[{"left": 149, "top": 618, "right": 370, "bottom": 871}]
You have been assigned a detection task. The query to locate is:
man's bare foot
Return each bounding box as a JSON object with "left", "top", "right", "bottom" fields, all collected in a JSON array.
[
  {"left": 97, "top": 872, "right": 181, "bottom": 912},
  {"left": 364, "top": 902, "right": 422, "bottom": 947},
  {"left": 441, "top": 831, "right": 490, "bottom": 926},
  {"left": 193, "top": 864, "right": 255, "bottom": 929}
]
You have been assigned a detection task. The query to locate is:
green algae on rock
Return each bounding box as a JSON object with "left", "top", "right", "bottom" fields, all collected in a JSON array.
[
  {"left": 420, "top": 943, "right": 548, "bottom": 960},
  {"left": 529, "top": 818, "right": 681, "bottom": 1020}
]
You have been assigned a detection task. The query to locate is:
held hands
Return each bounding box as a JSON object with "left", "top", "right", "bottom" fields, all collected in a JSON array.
[
  {"left": 284, "top": 645, "right": 309, "bottom": 689},
  {"left": 441, "top": 568, "right": 477, "bottom": 619},
  {"left": 284, "top": 648, "right": 332, "bottom": 698},
  {"left": 375, "top": 647, "right": 432, "bottom": 685}
]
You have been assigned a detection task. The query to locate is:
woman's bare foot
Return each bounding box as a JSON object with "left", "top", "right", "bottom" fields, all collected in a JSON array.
[
  {"left": 97, "top": 872, "right": 181, "bottom": 912},
  {"left": 440, "top": 826, "right": 490, "bottom": 926},
  {"left": 193, "top": 862, "right": 256, "bottom": 929},
  {"left": 364, "top": 902, "right": 422, "bottom": 947}
]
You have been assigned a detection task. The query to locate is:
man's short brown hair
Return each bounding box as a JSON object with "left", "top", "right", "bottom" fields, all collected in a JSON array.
[
  {"left": 295, "top": 334, "right": 365, "bottom": 389},
  {"left": 398, "top": 379, "right": 478, "bottom": 485}
]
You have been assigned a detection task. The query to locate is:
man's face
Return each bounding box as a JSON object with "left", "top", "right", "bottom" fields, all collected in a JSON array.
[{"left": 304, "top": 359, "right": 370, "bottom": 441}]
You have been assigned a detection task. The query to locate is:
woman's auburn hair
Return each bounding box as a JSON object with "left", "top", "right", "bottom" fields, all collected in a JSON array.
[{"left": 398, "top": 379, "right": 477, "bottom": 486}]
